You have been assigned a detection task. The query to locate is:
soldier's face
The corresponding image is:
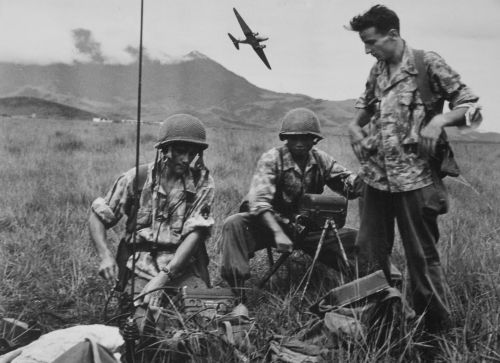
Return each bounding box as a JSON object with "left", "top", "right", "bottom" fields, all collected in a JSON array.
[
  {"left": 166, "top": 142, "right": 201, "bottom": 175},
  {"left": 286, "top": 134, "right": 315, "bottom": 158},
  {"left": 359, "top": 27, "right": 397, "bottom": 61}
]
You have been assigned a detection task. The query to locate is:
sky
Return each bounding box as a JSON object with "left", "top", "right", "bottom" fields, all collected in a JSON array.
[{"left": 0, "top": 0, "right": 499, "bottom": 132}]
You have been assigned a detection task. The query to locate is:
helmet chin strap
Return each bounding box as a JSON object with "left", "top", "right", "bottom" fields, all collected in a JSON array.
[
  {"left": 157, "top": 146, "right": 205, "bottom": 172},
  {"left": 193, "top": 150, "right": 206, "bottom": 170}
]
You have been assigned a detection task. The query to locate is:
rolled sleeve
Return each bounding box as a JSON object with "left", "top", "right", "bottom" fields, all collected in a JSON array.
[
  {"left": 453, "top": 102, "right": 482, "bottom": 128},
  {"left": 91, "top": 197, "right": 118, "bottom": 227},
  {"left": 248, "top": 150, "right": 278, "bottom": 216},
  {"left": 426, "top": 51, "right": 482, "bottom": 127},
  {"left": 90, "top": 169, "right": 135, "bottom": 228},
  {"left": 321, "top": 151, "right": 357, "bottom": 197}
]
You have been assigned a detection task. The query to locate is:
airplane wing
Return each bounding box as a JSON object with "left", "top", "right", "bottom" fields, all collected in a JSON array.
[
  {"left": 252, "top": 46, "right": 272, "bottom": 70},
  {"left": 233, "top": 8, "right": 253, "bottom": 36}
]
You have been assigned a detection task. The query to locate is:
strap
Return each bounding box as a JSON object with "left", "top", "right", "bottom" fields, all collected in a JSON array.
[
  {"left": 311, "top": 149, "right": 325, "bottom": 187},
  {"left": 125, "top": 164, "right": 150, "bottom": 234},
  {"left": 413, "top": 49, "right": 444, "bottom": 117},
  {"left": 413, "top": 49, "right": 433, "bottom": 110}
]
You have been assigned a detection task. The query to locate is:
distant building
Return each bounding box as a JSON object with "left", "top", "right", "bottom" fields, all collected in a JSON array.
[{"left": 92, "top": 117, "right": 112, "bottom": 123}]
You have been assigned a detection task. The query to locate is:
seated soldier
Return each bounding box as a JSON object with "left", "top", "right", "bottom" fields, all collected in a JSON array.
[
  {"left": 88, "top": 114, "right": 214, "bottom": 315},
  {"left": 220, "top": 108, "right": 361, "bottom": 301}
]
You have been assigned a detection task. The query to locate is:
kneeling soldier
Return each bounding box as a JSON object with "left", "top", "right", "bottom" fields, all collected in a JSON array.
[
  {"left": 220, "top": 108, "right": 360, "bottom": 301},
  {"left": 89, "top": 114, "right": 214, "bottom": 314}
]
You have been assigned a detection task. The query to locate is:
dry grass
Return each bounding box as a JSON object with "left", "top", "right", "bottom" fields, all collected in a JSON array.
[{"left": 0, "top": 116, "right": 499, "bottom": 361}]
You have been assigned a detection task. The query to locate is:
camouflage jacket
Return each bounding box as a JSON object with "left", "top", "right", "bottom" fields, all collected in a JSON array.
[
  {"left": 91, "top": 161, "right": 214, "bottom": 279},
  {"left": 248, "top": 145, "right": 356, "bottom": 218},
  {"left": 355, "top": 43, "right": 481, "bottom": 192}
]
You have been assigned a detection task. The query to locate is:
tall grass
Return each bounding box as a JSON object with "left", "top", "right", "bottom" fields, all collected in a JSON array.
[{"left": 0, "top": 116, "right": 499, "bottom": 361}]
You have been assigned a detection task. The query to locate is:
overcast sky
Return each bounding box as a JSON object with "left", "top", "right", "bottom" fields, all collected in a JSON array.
[{"left": 0, "top": 0, "right": 498, "bottom": 132}]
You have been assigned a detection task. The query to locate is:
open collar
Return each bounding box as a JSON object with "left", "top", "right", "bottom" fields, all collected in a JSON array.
[
  {"left": 281, "top": 145, "right": 318, "bottom": 175},
  {"left": 156, "top": 163, "right": 197, "bottom": 196},
  {"left": 377, "top": 42, "right": 418, "bottom": 92}
]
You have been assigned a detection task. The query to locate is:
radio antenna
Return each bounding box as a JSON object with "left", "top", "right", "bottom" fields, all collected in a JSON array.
[{"left": 130, "top": 0, "right": 145, "bottom": 309}]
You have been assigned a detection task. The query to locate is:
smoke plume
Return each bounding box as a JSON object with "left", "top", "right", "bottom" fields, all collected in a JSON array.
[{"left": 72, "top": 28, "right": 105, "bottom": 63}]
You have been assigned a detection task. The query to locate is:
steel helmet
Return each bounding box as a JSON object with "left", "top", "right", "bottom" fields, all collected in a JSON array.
[
  {"left": 155, "top": 114, "right": 208, "bottom": 150},
  {"left": 278, "top": 108, "right": 323, "bottom": 141}
]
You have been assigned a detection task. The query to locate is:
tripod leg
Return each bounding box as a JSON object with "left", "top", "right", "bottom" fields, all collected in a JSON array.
[
  {"left": 299, "top": 219, "right": 329, "bottom": 301},
  {"left": 331, "top": 220, "right": 349, "bottom": 268}
]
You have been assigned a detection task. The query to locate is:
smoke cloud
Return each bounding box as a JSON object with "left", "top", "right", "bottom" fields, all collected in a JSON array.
[
  {"left": 72, "top": 28, "right": 105, "bottom": 63},
  {"left": 124, "top": 45, "right": 150, "bottom": 62}
]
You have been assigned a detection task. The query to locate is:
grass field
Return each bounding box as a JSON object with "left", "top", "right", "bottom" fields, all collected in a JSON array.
[{"left": 1, "top": 116, "right": 499, "bottom": 361}]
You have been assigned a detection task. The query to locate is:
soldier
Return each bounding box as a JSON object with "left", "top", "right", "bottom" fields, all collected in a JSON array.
[
  {"left": 220, "top": 108, "right": 361, "bottom": 303},
  {"left": 347, "top": 5, "right": 482, "bottom": 333},
  {"left": 88, "top": 114, "right": 214, "bottom": 310}
]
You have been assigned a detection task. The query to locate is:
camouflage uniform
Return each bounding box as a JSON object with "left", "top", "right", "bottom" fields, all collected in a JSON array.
[
  {"left": 355, "top": 43, "right": 481, "bottom": 331},
  {"left": 356, "top": 44, "right": 481, "bottom": 192},
  {"left": 221, "top": 145, "right": 358, "bottom": 286},
  {"left": 91, "top": 161, "right": 214, "bottom": 290}
]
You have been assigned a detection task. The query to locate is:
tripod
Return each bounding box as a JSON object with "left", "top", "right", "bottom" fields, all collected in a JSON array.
[{"left": 297, "top": 217, "right": 350, "bottom": 301}]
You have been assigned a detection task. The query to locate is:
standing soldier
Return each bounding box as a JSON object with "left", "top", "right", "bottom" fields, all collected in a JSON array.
[
  {"left": 347, "top": 5, "right": 482, "bottom": 333},
  {"left": 220, "top": 108, "right": 361, "bottom": 304},
  {"left": 89, "top": 114, "right": 215, "bottom": 311}
]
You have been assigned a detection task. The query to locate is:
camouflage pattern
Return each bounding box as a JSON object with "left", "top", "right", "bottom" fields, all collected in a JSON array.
[
  {"left": 248, "top": 145, "right": 356, "bottom": 218},
  {"left": 91, "top": 161, "right": 214, "bottom": 280},
  {"left": 355, "top": 43, "right": 481, "bottom": 192}
]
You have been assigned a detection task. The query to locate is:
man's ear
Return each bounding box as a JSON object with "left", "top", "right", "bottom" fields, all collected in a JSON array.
[{"left": 387, "top": 28, "right": 400, "bottom": 38}]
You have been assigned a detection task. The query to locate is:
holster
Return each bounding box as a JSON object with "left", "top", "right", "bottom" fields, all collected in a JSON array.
[
  {"left": 432, "top": 135, "right": 460, "bottom": 178},
  {"left": 115, "top": 238, "right": 133, "bottom": 293}
]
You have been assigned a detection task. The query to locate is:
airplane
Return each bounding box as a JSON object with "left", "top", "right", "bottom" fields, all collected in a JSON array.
[{"left": 228, "top": 8, "right": 271, "bottom": 70}]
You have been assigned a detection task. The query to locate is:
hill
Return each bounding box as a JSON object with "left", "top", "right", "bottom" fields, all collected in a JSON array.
[{"left": 0, "top": 96, "right": 100, "bottom": 120}]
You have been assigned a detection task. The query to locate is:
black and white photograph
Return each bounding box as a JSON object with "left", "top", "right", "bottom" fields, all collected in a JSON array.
[{"left": 0, "top": 1, "right": 498, "bottom": 362}]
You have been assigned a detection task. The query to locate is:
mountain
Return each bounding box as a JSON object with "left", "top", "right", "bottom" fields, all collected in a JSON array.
[
  {"left": 0, "top": 52, "right": 352, "bottom": 129},
  {"left": 0, "top": 53, "right": 497, "bottom": 143}
]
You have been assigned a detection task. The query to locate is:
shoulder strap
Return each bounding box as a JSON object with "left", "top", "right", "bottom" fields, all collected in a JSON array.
[
  {"left": 278, "top": 146, "right": 284, "bottom": 187},
  {"left": 413, "top": 49, "right": 433, "bottom": 110},
  {"left": 136, "top": 164, "right": 149, "bottom": 192},
  {"left": 311, "top": 149, "right": 325, "bottom": 187},
  {"left": 413, "top": 49, "right": 444, "bottom": 116},
  {"left": 125, "top": 164, "right": 149, "bottom": 234}
]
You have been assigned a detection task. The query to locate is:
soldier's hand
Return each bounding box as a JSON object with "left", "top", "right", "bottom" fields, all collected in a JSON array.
[
  {"left": 275, "top": 233, "right": 293, "bottom": 254},
  {"left": 419, "top": 114, "right": 445, "bottom": 156},
  {"left": 98, "top": 255, "right": 118, "bottom": 285},
  {"left": 349, "top": 125, "right": 368, "bottom": 161},
  {"left": 140, "top": 272, "right": 171, "bottom": 305}
]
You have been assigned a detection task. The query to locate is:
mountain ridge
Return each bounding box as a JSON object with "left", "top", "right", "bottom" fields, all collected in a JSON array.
[
  {"left": 0, "top": 53, "right": 354, "bottom": 129},
  {"left": 0, "top": 53, "right": 497, "bottom": 142}
]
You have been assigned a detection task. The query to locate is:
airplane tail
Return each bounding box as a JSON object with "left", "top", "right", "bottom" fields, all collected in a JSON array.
[{"left": 227, "top": 33, "right": 240, "bottom": 50}]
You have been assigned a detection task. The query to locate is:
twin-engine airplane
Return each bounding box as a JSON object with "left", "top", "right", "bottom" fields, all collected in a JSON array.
[{"left": 228, "top": 8, "right": 271, "bottom": 70}]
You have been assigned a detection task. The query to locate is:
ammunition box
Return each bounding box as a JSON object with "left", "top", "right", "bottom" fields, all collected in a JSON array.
[{"left": 175, "top": 287, "right": 236, "bottom": 317}]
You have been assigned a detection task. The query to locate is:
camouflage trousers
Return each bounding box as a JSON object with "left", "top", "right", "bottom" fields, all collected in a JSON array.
[
  {"left": 220, "top": 212, "right": 359, "bottom": 288},
  {"left": 356, "top": 184, "right": 451, "bottom": 333}
]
